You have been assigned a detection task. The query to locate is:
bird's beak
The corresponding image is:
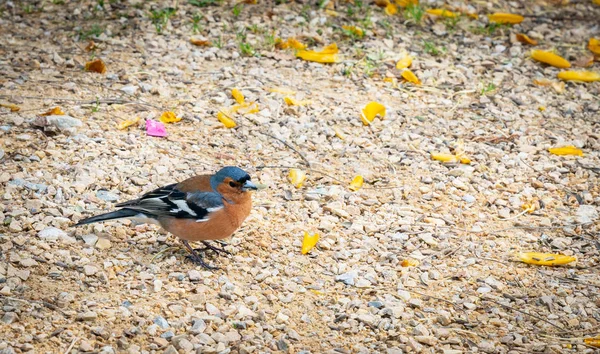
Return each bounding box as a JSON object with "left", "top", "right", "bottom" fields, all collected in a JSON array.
[{"left": 242, "top": 180, "right": 258, "bottom": 191}]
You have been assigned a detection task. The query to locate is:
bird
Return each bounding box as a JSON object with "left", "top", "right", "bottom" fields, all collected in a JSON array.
[{"left": 75, "top": 166, "right": 258, "bottom": 269}]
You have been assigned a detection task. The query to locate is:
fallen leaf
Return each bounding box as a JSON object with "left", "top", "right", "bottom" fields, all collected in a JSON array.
[
  {"left": 117, "top": 117, "right": 140, "bottom": 130},
  {"left": 217, "top": 110, "right": 237, "bottom": 128},
  {"left": 159, "top": 111, "right": 182, "bottom": 123},
  {"left": 301, "top": 231, "right": 320, "bottom": 254},
  {"left": 396, "top": 55, "right": 412, "bottom": 69},
  {"left": 360, "top": 101, "right": 386, "bottom": 125},
  {"left": 349, "top": 175, "right": 364, "bottom": 191},
  {"left": 342, "top": 25, "right": 364, "bottom": 38},
  {"left": 517, "top": 252, "right": 576, "bottom": 266},
  {"left": 533, "top": 78, "right": 565, "bottom": 93},
  {"left": 401, "top": 259, "right": 419, "bottom": 267},
  {"left": 284, "top": 96, "right": 311, "bottom": 106},
  {"left": 531, "top": 50, "right": 571, "bottom": 68},
  {"left": 401, "top": 69, "right": 421, "bottom": 85},
  {"left": 573, "top": 54, "right": 595, "bottom": 68},
  {"left": 0, "top": 103, "right": 20, "bottom": 112},
  {"left": 190, "top": 38, "right": 212, "bottom": 46},
  {"left": 589, "top": 38, "right": 600, "bottom": 55},
  {"left": 85, "top": 41, "right": 97, "bottom": 51},
  {"left": 231, "top": 88, "right": 245, "bottom": 104},
  {"left": 288, "top": 168, "right": 307, "bottom": 188},
  {"left": 426, "top": 9, "right": 459, "bottom": 18},
  {"left": 395, "top": 0, "right": 418, "bottom": 7},
  {"left": 385, "top": 3, "right": 398, "bottom": 15},
  {"left": 515, "top": 33, "right": 538, "bottom": 45},
  {"left": 557, "top": 70, "right": 600, "bottom": 82},
  {"left": 296, "top": 43, "right": 339, "bottom": 63},
  {"left": 146, "top": 119, "right": 167, "bottom": 137},
  {"left": 85, "top": 58, "right": 107, "bottom": 74},
  {"left": 276, "top": 38, "right": 307, "bottom": 50},
  {"left": 241, "top": 0, "right": 257, "bottom": 3},
  {"left": 548, "top": 145, "right": 584, "bottom": 156},
  {"left": 41, "top": 107, "right": 65, "bottom": 116},
  {"left": 374, "top": 0, "right": 390, "bottom": 7},
  {"left": 488, "top": 13, "right": 524, "bottom": 24}
]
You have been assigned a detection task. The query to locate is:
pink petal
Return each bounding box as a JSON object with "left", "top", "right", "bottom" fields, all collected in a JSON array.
[{"left": 146, "top": 119, "right": 167, "bottom": 137}]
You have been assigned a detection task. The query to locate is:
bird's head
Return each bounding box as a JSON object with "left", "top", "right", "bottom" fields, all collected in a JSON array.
[{"left": 211, "top": 166, "right": 257, "bottom": 199}]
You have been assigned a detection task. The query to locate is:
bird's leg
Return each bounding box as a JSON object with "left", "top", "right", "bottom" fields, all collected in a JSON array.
[
  {"left": 181, "top": 240, "right": 218, "bottom": 270},
  {"left": 194, "top": 241, "right": 231, "bottom": 255}
]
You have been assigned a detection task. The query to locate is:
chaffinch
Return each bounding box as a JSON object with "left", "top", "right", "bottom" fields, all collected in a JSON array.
[{"left": 75, "top": 166, "right": 258, "bottom": 269}]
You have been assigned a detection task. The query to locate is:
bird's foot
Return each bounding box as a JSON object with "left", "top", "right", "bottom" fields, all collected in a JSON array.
[
  {"left": 194, "top": 241, "right": 231, "bottom": 256},
  {"left": 181, "top": 240, "right": 220, "bottom": 270},
  {"left": 186, "top": 251, "right": 219, "bottom": 270}
]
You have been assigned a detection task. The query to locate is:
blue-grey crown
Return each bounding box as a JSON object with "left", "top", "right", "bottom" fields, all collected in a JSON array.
[{"left": 210, "top": 166, "right": 251, "bottom": 191}]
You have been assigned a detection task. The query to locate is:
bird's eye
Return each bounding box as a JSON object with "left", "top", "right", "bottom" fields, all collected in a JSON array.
[{"left": 229, "top": 181, "right": 236, "bottom": 187}]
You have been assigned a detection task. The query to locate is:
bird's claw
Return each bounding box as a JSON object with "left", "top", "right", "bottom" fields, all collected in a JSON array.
[
  {"left": 186, "top": 252, "right": 219, "bottom": 270},
  {"left": 194, "top": 241, "right": 231, "bottom": 256}
]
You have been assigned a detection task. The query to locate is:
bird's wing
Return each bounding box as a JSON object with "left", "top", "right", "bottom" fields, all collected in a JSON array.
[{"left": 116, "top": 184, "right": 224, "bottom": 221}]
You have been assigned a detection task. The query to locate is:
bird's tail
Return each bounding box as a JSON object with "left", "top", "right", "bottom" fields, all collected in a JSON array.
[{"left": 75, "top": 209, "right": 140, "bottom": 226}]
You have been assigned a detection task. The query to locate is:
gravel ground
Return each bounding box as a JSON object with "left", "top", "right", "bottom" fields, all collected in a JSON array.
[{"left": 1, "top": 0, "right": 600, "bottom": 353}]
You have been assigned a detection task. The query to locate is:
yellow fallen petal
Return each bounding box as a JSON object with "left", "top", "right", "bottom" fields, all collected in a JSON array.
[
  {"left": 515, "top": 33, "right": 538, "bottom": 46},
  {"left": 396, "top": 55, "right": 412, "bottom": 69},
  {"left": 589, "top": 38, "right": 600, "bottom": 55},
  {"left": 360, "top": 101, "right": 386, "bottom": 125},
  {"left": 458, "top": 156, "right": 471, "bottom": 164},
  {"left": 400, "top": 259, "right": 419, "bottom": 267},
  {"left": 533, "top": 78, "right": 565, "bottom": 94},
  {"left": 333, "top": 127, "right": 346, "bottom": 140},
  {"left": 319, "top": 43, "right": 339, "bottom": 54},
  {"left": 385, "top": 3, "right": 398, "bottom": 15},
  {"left": 231, "top": 88, "right": 245, "bottom": 104},
  {"left": 288, "top": 168, "right": 307, "bottom": 188},
  {"left": 296, "top": 50, "right": 338, "bottom": 63},
  {"left": 276, "top": 38, "right": 307, "bottom": 50},
  {"left": 159, "top": 111, "right": 182, "bottom": 123},
  {"left": 217, "top": 110, "right": 237, "bottom": 128},
  {"left": 235, "top": 102, "right": 260, "bottom": 115},
  {"left": 41, "top": 107, "right": 65, "bottom": 116},
  {"left": 521, "top": 203, "right": 536, "bottom": 213},
  {"left": 488, "top": 13, "right": 524, "bottom": 24},
  {"left": 531, "top": 50, "right": 571, "bottom": 68},
  {"left": 349, "top": 175, "right": 364, "bottom": 191},
  {"left": 517, "top": 252, "right": 576, "bottom": 266},
  {"left": 401, "top": 69, "right": 421, "bottom": 85},
  {"left": 548, "top": 145, "right": 584, "bottom": 156},
  {"left": 431, "top": 153, "right": 459, "bottom": 163},
  {"left": 395, "top": 0, "right": 418, "bottom": 7},
  {"left": 538, "top": 106, "right": 546, "bottom": 111},
  {"left": 117, "top": 117, "right": 140, "bottom": 130},
  {"left": 426, "top": 9, "right": 459, "bottom": 18},
  {"left": 342, "top": 25, "right": 364, "bottom": 38},
  {"left": 283, "top": 96, "right": 311, "bottom": 106},
  {"left": 301, "top": 231, "right": 319, "bottom": 255},
  {"left": 325, "top": 9, "right": 340, "bottom": 17},
  {"left": 0, "top": 103, "right": 20, "bottom": 112},
  {"left": 584, "top": 337, "right": 600, "bottom": 348},
  {"left": 557, "top": 70, "right": 600, "bottom": 82},
  {"left": 594, "top": 0, "right": 600, "bottom": 5},
  {"left": 267, "top": 87, "right": 297, "bottom": 95}
]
